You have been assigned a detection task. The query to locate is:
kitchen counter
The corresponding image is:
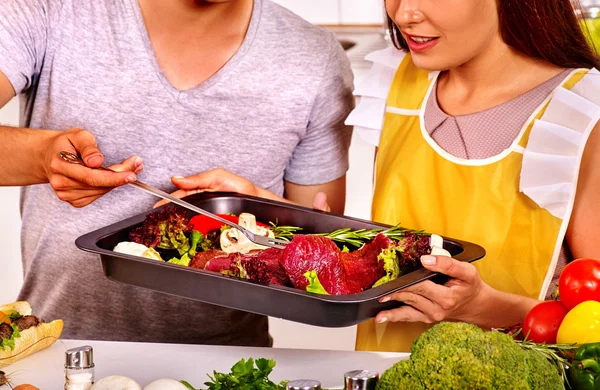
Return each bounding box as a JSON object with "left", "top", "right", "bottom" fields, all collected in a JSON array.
[{"left": 4, "top": 340, "right": 408, "bottom": 388}]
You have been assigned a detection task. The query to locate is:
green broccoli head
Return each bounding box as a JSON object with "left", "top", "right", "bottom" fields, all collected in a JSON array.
[
  {"left": 377, "top": 359, "right": 424, "bottom": 390},
  {"left": 376, "top": 322, "right": 563, "bottom": 390}
]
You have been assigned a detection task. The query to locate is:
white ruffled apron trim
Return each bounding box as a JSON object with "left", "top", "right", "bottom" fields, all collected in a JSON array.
[
  {"left": 519, "top": 68, "right": 600, "bottom": 299},
  {"left": 344, "top": 47, "right": 407, "bottom": 147},
  {"left": 520, "top": 69, "right": 600, "bottom": 220}
]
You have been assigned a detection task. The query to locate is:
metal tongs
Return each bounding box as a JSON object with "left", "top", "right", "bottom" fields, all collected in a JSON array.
[{"left": 59, "top": 151, "right": 288, "bottom": 250}]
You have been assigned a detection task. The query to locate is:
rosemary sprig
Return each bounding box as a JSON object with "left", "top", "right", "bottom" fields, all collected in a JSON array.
[
  {"left": 315, "top": 225, "right": 430, "bottom": 248},
  {"left": 269, "top": 222, "right": 429, "bottom": 248},
  {"left": 269, "top": 220, "right": 303, "bottom": 242}
]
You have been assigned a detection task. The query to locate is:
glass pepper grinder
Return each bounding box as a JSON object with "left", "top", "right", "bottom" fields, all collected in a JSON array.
[{"left": 65, "top": 345, "right": 95, "bottom": 390}]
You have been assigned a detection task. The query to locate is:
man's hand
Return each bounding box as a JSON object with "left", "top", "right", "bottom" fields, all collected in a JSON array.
[{"left": 44, "top": 128, "right": 143, "bottom": 207}]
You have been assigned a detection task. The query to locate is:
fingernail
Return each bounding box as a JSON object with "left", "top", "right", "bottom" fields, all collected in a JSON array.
[
  {"left": 377, "top": 317, "right": 387, "bottom": 323},
  {"left": 134, "top": 156, "right": 143, "bottom": 167},
  {"left": 421, "top": 255, "right": 436, "bottom": 265},
  {"left": 380, "top": 296, "right": 390, "bottom": 303},
  {"left": 135, "top": 164, "right": 144, "bottom": 174},
  {"left": 86, "top": 153, "right": 103, "bottom": 165},
  {"left": 126, "top": 174, "right": 136, "bottom": 183},
  {"left": 172, "top": 175, "right": 184, "bottom": 180}
]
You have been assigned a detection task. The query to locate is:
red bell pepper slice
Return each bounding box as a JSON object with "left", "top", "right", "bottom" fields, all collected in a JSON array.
[{"left": 188, "top": 214, "right": 268, "bottom": 234}]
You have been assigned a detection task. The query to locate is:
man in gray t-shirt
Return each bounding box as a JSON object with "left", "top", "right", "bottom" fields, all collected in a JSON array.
[{"left": 0, "top": 0, "right": 353, "bottom": 346}]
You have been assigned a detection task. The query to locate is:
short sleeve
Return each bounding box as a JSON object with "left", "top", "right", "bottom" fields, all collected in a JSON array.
[
  {"left": 283, "top": 35, "right": 355, "bottom": 185},
  {"left": 0, "top": 0, "right": 54, "bottom": 94}
]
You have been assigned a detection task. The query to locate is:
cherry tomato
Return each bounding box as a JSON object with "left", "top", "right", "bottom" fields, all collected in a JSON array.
[
  {"left": 556, "top": 300, "right": 600, "bottom": 344},
  {"left": 522, "top": 300, "right": 568, "bottom": 344},
  {"left": 558, "top": 258, "right": 600, "bottom": 310}
]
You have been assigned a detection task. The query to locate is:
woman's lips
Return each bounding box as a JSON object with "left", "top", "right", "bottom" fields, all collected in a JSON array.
[{"left": 404, "top": 34, "right": 440, "bottom": 53}]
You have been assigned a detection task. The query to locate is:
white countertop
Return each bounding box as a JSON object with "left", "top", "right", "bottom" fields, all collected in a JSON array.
[{"left": 4, "top": 340, "right": 408, "bottom": 389}]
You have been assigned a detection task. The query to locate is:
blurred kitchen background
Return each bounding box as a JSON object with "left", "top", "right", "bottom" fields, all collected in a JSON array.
[{"left": 1, "top": 0, "right": 598, "bottom": 351}]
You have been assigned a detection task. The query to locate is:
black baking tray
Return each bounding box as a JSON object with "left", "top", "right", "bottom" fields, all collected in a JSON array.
[{"left": 75, "top": 192, "right": 486, "bottom": 327}]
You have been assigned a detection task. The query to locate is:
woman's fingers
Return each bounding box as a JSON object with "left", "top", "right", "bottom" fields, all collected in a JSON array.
[
  {"left": 376, "top": 305, "right": 433, "bottom": 324},
  {"left": 383, "top": 280, "right": 457, "bottom": 312},
  {"left": 420, "top": 255, "right": 478, "bottom": 284}
]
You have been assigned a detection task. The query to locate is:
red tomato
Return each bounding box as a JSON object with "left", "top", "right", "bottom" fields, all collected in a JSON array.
[
  {"left": 188, "top": 214, "right": 268, "bottom": 234},
  {"left": 522, "top": 300, "right": 568, "bottom": 344},
  {"left": 558, "top": 258, "right": 600, "bottom": 310}
]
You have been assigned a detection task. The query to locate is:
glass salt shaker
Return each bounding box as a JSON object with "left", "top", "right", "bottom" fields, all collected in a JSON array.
[{"left": 65, "top": 345, "right": 95, "bottom": 390}]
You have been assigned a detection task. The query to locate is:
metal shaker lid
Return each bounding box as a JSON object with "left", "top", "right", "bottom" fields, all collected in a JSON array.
[
  {"left": 65, "top": 345, "right": 94, "bottom": 369},
  {"left": 344, "top": 370, "right": 379, "bottom": 390},
  {"left": 286, "top": 379, "right": 322, "bottom": 390}
]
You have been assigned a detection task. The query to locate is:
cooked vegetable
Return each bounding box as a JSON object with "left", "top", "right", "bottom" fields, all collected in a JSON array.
[
  {"left": 557, "top": 301, "right": 600, "bottom": 344},
  {"left": 522, "top": 300, "right": 568, "bottom": 344},
  {"left": 569, "top": 342, "right": 600, "bottom": 390},
  {"left": 376, "top": 322, "right": 563, "bottom": 390},
  {"left": 558, "top": 259, "right": 600, "bottom": 310}
]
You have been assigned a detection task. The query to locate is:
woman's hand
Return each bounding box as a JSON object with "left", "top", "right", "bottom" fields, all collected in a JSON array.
[
  {"left": 376, "top": 255, "right": 489, "bottom": 324},
  {"left": 44, "top": 128, "right": 143, "bottom": 207}
]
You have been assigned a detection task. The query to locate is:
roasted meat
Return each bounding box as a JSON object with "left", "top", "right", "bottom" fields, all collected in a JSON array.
[
  {"left": 241, "top": 248, "right": 289, "bottom": 286},
  {"left": 0, "top": 323, "right": 12, "bottom": 340},
  {"left": 13, "top": 315, "right": 42, "bottom": 332}
]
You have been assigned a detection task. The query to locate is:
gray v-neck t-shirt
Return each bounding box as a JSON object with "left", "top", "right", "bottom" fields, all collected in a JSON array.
[{"left": 0, "top": 0, "right": 354, "bottom": 345}]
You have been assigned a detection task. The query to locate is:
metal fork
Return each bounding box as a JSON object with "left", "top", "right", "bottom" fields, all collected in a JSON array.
[{"left": 59, "top": 151, "right": 288, "bottom": 250}]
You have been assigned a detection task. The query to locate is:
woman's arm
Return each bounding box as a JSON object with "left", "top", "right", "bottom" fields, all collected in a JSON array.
[
  {"left": 566, "top": 123, "right": 600, "bottom": 259},
  {"left": 375, "top": 255, "right": 539, "bottom": 328}
]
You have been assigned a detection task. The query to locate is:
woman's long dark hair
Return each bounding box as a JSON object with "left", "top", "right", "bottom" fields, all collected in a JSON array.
[{"left": 387, "top": 0, "right": 600, "bottom": 69}]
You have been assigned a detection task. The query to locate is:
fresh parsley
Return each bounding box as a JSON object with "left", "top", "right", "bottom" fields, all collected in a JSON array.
[{"left": 182, "top": 358, "right": 287, "bottom": 390}]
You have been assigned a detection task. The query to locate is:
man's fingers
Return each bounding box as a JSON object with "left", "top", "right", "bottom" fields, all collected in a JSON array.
[
  {"left": 171, "top": 170, "right": 222, "bottom": 191},
  {"left": 312, "top": 192, "right": 331, "bottom": 212},
  {"left": 68, "top": 129, "right": 104, "bottom": 168},
  {"left": 57, "top": 162, "right": 136, "bottom": 188},
  {"left": 108, "top": 155, "right": 143, "bottom": 174},
  {"left": 420, "top": 255, "right": 478, "bottom": 283}
]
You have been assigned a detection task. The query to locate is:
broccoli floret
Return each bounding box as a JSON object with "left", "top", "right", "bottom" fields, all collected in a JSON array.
[
  {"left": 376, "top": 322, "right": 563, "bottom": 390},
  {"left": 377, "top": 359, "right": 424, "bottom": 390},
  {"left": 524, "top": 348, "right": 563, "bottom": 390}
]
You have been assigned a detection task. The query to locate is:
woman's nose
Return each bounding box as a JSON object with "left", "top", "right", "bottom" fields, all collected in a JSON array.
[{"left": 394, "top": 0, "right": 426, "bottom": 27}]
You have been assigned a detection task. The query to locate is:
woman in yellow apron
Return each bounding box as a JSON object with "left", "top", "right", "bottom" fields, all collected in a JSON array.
[{"left": 346, "top": 0, "right": 600, "bottom": 352}]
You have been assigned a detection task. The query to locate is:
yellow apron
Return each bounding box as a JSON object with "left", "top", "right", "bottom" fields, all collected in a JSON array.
[{"left": 355, "top": 55, "right": 592, "bottom": 352}]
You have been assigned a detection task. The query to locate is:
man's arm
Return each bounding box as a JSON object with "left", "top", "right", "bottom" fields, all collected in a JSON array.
[{"left": 284, "top": 176, "right": 346, "bottom": 214}]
